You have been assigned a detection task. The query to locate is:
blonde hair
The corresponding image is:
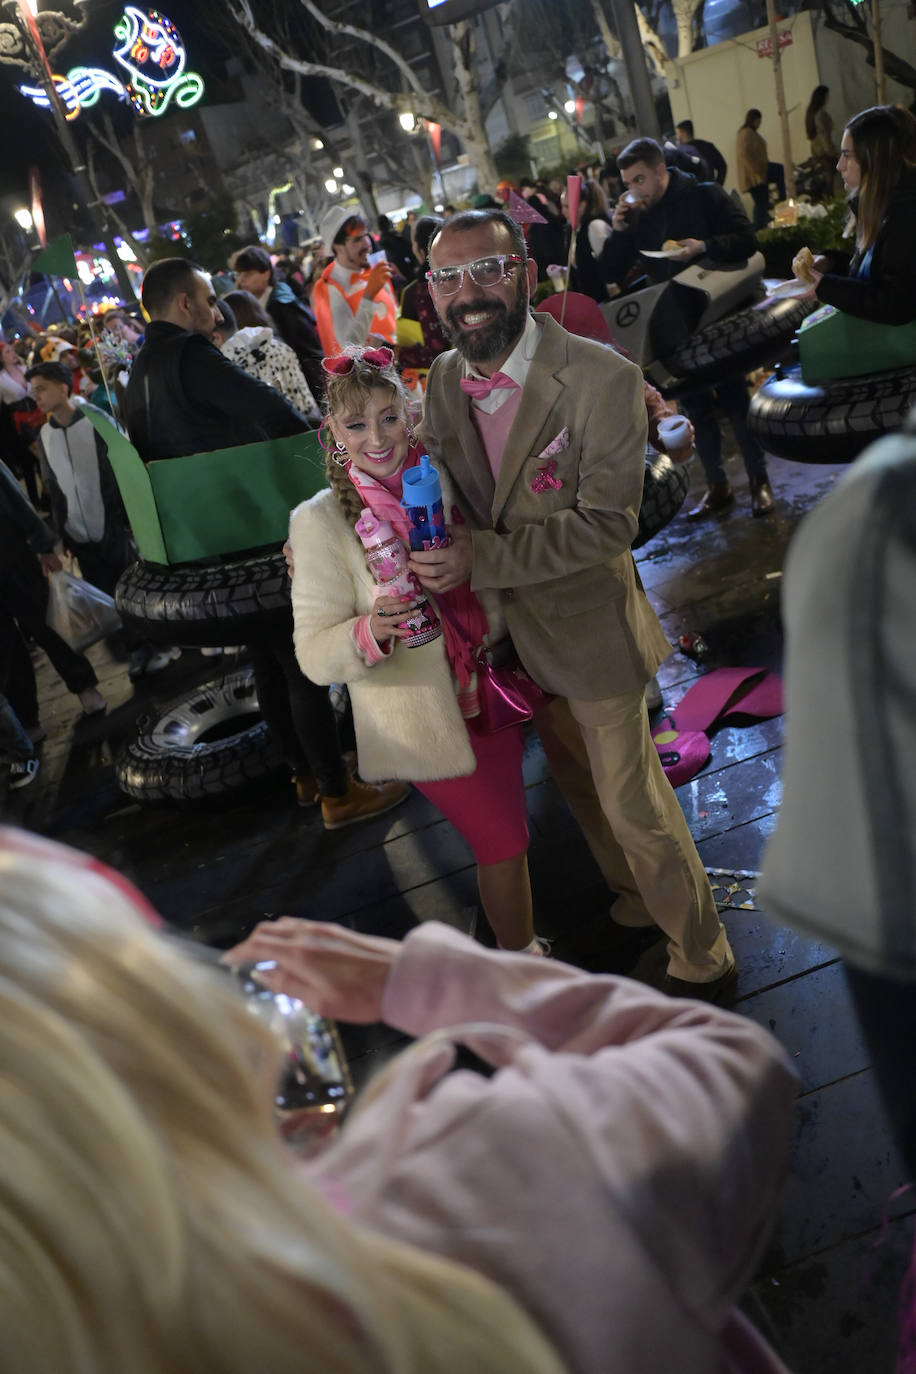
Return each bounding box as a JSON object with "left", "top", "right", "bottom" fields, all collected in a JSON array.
[
  {"left": 0, "top": 829, "right": 565, "bottom": 1374},
  {"left": 324, "top": 349, "right": 415, "bottom": 535}
]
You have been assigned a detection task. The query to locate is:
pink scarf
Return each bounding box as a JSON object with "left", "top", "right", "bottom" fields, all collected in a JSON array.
[{"left": 346, "top": 442, "right": 487, "bottom": 686}]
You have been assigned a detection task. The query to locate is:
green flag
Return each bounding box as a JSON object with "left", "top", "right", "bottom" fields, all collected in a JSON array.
[{"left": 32, "top": 234, "right": 78, "bottom": 279}]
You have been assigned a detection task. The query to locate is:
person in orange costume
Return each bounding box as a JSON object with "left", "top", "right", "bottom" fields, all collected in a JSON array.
[{"left": 313, "top": 208, "right": 398, "bottom": 356}]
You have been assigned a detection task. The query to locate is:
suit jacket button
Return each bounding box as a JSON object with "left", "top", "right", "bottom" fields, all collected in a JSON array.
[{"left": 504, "top": 588, "right": 515, "bottom": 602}]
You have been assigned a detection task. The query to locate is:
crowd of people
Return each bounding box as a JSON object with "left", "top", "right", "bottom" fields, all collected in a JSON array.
[{"left": 1, "top": 97, "right": 915, "bottom": 1372}]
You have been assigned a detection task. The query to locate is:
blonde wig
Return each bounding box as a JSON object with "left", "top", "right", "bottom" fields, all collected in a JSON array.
[{"left": 0, "top": 828, "right": 565, "bottom": 1374}]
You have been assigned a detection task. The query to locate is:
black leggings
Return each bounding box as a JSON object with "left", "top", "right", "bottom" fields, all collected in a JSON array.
[{"left": 247, "top": 608, "right": 350, "bottom": 797}]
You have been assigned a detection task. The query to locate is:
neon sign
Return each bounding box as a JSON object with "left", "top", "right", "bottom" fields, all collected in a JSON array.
[
  {"left": 112, "top": 8, "right": 204, "bottom": 118},
  {"left": 17, "top": 7, "right": 203, "bottom": 121}
]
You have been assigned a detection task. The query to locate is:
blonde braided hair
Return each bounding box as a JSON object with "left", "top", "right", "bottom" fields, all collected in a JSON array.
[{"left": 323, "top": 349, "right": 415, "bottom": 542}]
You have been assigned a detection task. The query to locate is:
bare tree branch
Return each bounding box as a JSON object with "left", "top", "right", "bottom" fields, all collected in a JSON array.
[
  {"left": 229, "top": 0, "right": 469, "bottom": 138},
  {"left": 819, "top": 0, "right": 916, "bottom": 90}
]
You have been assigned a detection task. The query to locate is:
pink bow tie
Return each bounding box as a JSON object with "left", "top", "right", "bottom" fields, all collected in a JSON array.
[{"left": 459, "top": 371, "right": 519, "bottom": 399}]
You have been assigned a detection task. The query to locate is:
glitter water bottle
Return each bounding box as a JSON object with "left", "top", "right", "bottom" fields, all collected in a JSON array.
[
  {"left": 401, "top": 453, "right": 449, "bottom": 551},
  {"left": 354, "top": 509, "right": 441, "bottom": 647}
]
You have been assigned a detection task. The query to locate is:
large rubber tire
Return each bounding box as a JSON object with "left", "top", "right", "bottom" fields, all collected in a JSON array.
[
  {"left": 748, "top": 363, "right": 916, "bottom": 463},
  {"left": 115, "top": 550, "right": 290, "bottom": 648},
  {"left": 659, "top": 296, "right": 817, "bottom": 394},
  {"left": 115, "top": 666, "right": 286, "bottom": 803},
  {"left": 633, "top": 453, "right": 690, "bottom": 550}
]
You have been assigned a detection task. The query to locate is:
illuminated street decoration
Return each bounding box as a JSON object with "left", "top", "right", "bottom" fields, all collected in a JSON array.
[
  {"left": 17, "top": 7, "right": 203, "bottom": 121},
  {"left": 19, "top": 73, "right": 85, "bottom": 120},
  {"left": 68, "top": 66, "right": 131, "bottom": 109},
  {"left": 112, "top": 8, "right": 204, "bottom": 118}
]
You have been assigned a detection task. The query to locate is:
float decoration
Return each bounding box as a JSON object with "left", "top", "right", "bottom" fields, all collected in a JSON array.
[
  {"left": 112, "top": 7, "right": 204, "bottom": 118},
  {"left": 18, "top": 6, "right": 203, "bottom": 121}
]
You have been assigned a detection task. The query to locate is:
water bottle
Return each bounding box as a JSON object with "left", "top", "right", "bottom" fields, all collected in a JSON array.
[
  {"left": 401, "top": 453, "right": 449, "bottom": 551},
  {"left": 355, "top": 509, "right": 441, "bottom": 647}
]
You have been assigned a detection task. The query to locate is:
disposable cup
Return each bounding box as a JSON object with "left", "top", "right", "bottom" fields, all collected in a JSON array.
[{"left": 657, "top": 415, "right": 692, "bottom": 450}]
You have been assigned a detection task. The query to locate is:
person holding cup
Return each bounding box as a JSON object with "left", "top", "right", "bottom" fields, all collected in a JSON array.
[{"left": 312, "top": 208, "right": 399, "bottom": 357}]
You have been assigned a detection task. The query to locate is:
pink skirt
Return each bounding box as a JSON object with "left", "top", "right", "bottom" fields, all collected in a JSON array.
[{"left": 414, "top": 723, "right": 529, "bottom": 865}]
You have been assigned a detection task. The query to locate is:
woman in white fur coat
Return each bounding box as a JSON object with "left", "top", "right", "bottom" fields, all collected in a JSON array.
[{"left": 289, "top": 346, "right": 543, "bottom": 954}]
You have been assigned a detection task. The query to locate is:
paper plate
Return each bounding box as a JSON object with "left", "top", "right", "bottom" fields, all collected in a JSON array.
[
  {"left": 766, "top": 278, "right": 813, "bottom": 300},
  {"left": 640, "top": 248, "right": 684, "bottom": 259}
]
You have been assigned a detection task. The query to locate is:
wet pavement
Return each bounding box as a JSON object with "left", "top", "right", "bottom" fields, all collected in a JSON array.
[{"left": 3, "top": 449, "right": 911, "bottom": 1372}]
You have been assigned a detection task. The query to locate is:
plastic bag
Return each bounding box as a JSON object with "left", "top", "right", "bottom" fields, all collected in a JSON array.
[{"left": 46, "top": 570, "right": 121, "bottom": 652}]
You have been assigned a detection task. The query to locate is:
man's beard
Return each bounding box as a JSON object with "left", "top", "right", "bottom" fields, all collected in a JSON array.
[{"left": 441, "top": 276, "right": 530, "bottom": 364}]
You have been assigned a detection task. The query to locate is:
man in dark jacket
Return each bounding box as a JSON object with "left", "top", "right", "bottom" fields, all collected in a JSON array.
[
  {"left": 676, "top": 120, "right": 728, "bottom": 185},
  {"left": 601, "top": 138, "right": 773, "bottom": 519},
  {"left": 0, "top": 458, "right": 107, "bottom": 731},
  {"left": 376, "top": 215, "right": 415, "bottom": 285},
  {"left": 124, "top": 258, "right": 312, "bottom": 463},
  {"left": 230, "top": 244, "right": 325, "bottom": 400}
]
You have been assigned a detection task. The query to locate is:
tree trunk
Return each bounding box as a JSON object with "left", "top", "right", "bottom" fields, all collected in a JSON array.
[{"left": 451, "top": 21, "right": 500, "bottom": 192}]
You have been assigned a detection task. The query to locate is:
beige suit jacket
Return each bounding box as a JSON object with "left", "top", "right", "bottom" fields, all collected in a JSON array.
[{"left": 420, "top": 313, "right": 671, "bottom": 700}]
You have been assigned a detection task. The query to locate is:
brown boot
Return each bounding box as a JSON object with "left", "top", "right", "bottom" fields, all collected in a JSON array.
[
  {"left": 686, "top": 481, "right": 734, "bottom": 520},
  {"left": 321, "top": 776, "right": 409, "bottom": 831},
  {"left": 750, "top": 477, "right": 775, "bottom": 517},
  {"left": 293, "top": 773, "right": 318, "bottom": 808}
]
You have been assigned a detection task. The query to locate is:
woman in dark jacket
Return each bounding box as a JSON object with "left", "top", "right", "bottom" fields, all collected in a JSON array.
[
  {"left": 808, "top": 104, "right": 916, "bottom": 325},
  {"left": 561, "top": 179, "right": 613, "bottom": 303}
]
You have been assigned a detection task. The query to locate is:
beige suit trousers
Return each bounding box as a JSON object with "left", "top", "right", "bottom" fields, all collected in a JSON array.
[{"left": 536, "top": 693, "right": 734, "bottom": 983}]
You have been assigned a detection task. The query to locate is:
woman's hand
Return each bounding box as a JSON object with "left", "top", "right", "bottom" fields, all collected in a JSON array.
[
  {"left": 223, "top": 918, "right": 400, "bottom": 1023},
  {"left": 370, "top": 592, "right": 422, "bottom": 643},
  {"left": 283, "top": 539, "right": 295, "bottom": 581}
]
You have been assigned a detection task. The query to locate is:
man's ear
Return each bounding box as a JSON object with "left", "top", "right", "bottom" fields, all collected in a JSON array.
[{"left": 525, "top": 258, "right": 538, "bottom": 297}]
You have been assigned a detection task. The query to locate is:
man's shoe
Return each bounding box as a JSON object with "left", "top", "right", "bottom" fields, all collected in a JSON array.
[
  {"left": 143, "top": 647, "right": 181, "bottom": 675},
  {"left": 750, "top": 477, "right": 775, "bottom": 517},
  {"left": 664, "top": 962, "right": 738, "bottom": 1006},
  {"left": 77, "top": 687, "right": 107, "bottom": 715},
  {"left": 686, "top": 481, "right": 734, "bottom": 520},
  {"left": 9, "top": 757, "right": 40, "bottom": 790},
  {"left": 127, "top": 647, "right": 150, "bottom": 680},
  {"left": 293, "top": 773, "right": 318, "bottom": 808},
  {"left": 321, "top": 777, "right": 409, "bottom": 831}
]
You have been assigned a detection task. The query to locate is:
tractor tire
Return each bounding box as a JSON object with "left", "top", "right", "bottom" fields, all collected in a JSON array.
[
  {"left": 634, "top": 453, "right": 690, "bottom": 549},
  {"left": 115, "top": 666, "right": 286, "bottom": 803},
  {"left": 748, "top": 363, "right": 916, "bottom": 463},
  {"left": 660, "top": 296, "right": 817, "bottom": 394},
  {"left": 115, "top": 550, "right": 290, "bottom": 649}
]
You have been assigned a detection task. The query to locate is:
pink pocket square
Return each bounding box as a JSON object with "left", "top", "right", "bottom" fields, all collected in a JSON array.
[{"left": 537, "top": 428, "right": 569, "bottom": 459}]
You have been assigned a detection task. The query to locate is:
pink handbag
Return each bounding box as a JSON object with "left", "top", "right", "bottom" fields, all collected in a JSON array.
[{"left": 473, "top": 647, "right": 554, "bottom": 733}]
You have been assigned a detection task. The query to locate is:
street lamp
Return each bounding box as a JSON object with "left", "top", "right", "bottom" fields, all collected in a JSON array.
[
  {"left": 564, "top": 100, "right": 576, "bottom": 115},
  {"left": 13, "top": 207, "right": 33, "bottom": 230},
  {"left": 399, "top": 111, "right": 416, "bottom": 132},
  {"left": 547, "top": 110, "right": 558, "bottom": 121},
  {"left": 324, "top": 177, "right": 338, "bottom": 194},
  {"left": 332, "top": 166, "right": 344, "bottom": 178}
]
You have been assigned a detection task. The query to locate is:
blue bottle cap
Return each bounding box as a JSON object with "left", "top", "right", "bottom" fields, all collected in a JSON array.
[{"left": 401, "top": 454, "right": 442, "bottom": 509}]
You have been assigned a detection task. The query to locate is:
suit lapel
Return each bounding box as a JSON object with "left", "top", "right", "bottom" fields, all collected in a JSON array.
[
  {"left": 491, "top": 315, "right": 569, "bottom": 524},
  {"left": 436, "top": 353, "right": 496, "bottom": 528}
]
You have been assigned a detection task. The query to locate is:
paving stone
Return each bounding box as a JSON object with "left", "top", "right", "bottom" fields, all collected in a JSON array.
[
  {"left": 741, "top": 962, "right": 870, "bottom": 1096},
  {"left": 765, "top": 1069, "right": 911, "bottom": 1269},
  {"left": 750, "top": 1212, "right": 916, "bottom": 1374}
]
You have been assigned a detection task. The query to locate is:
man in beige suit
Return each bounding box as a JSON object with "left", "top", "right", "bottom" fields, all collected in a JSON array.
[{"left": 411, "top": 208, "right": 736, "bottom": 1000}]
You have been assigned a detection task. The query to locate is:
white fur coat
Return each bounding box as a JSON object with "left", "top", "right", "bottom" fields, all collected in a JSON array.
[{"left": 289, "top": 487, "right": 477, "bottom": 783}]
